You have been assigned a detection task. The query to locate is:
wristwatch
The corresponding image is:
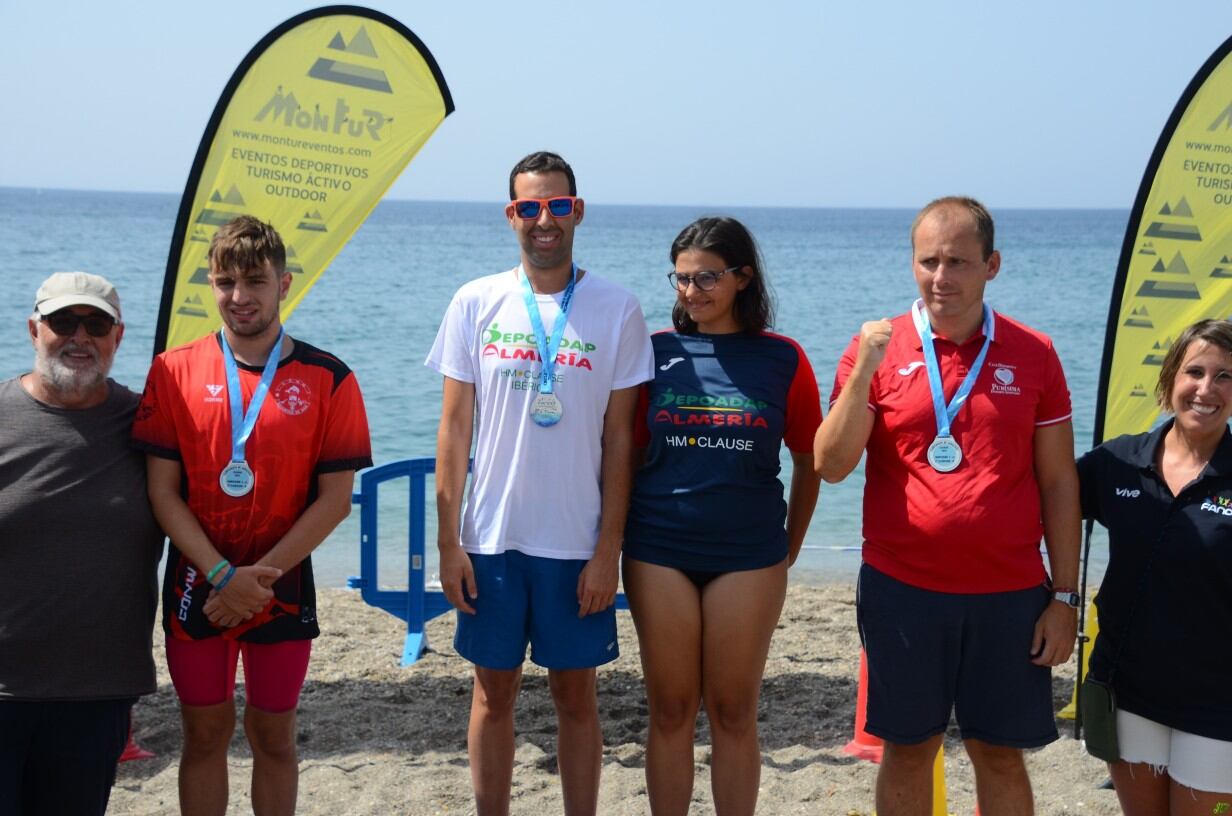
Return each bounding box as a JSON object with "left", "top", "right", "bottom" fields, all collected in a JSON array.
[{"left": 1051, "top": 589, "right": 1080, "bottom": 609}]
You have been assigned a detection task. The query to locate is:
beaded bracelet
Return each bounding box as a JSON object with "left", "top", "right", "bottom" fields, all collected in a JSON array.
[{"left": 205, "top": 559, "right": 230, "bottom": 584}]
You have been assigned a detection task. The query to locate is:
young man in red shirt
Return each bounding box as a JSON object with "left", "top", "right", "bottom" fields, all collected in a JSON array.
[
  {"left": 134, "top": 216, "right": 371, "bottom": 816},
  {"left": 815, "top": 197, "right": 1080, "bottom": 816}
]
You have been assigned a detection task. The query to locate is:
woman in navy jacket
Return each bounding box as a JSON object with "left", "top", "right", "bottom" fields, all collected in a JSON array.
[{"left": 1078, "top": 318, "right": 1232, "bottom": 812}]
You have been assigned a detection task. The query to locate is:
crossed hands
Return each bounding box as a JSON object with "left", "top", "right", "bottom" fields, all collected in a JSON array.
[{"left": 203, "top": 565, "right": 283, "bottom": 629}]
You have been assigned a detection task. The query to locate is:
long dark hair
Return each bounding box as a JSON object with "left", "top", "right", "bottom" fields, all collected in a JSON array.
[{"left": 669, "top": 216, "right": 774, "bottom": 335}]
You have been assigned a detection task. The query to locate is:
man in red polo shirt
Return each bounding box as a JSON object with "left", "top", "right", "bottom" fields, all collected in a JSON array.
[{"left": 815, "top": 197, "right": 1080, "bottom": 816}]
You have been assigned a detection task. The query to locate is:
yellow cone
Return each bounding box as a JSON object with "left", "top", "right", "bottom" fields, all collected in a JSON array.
[
  {"left": 932, "top": 746, "right": 947, "bottom": 815},
  {"left": 872, "top": 747, "right": 948, "bottom": 816},
  {"left": 1058, "top": 592, "right": 1099, "bottom": 720}
]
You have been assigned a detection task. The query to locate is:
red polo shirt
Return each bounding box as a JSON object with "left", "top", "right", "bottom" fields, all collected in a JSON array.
[{"left": 830, "top": 308, "right": 1071, "bottom": 593}]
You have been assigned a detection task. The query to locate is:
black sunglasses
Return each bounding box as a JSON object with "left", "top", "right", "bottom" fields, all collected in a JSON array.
[{"left": 40, "top": 311, "right": 117, "bottom": 338}]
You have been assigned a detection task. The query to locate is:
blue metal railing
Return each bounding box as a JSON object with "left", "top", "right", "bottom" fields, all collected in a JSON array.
[
  {"left": 347, "top": 458, "right": 451, "bottom": 665},
  {"left": 348, "top": 457, "right": 628, "bottom": 666}
]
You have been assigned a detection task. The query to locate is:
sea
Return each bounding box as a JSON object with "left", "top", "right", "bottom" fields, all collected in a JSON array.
[{"left": 0, "top": 187, "right": 1120, "bottom": 589}]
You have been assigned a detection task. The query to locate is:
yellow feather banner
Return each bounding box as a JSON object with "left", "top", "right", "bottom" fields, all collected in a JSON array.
[
  {"left": 1098, "top": 36, "right": 1232, "bottom": 442},
  {"left": 156, "top": 6, "right": 453, "bottom": 353}
]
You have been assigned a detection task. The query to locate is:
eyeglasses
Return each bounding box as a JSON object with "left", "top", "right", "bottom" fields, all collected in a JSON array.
[
  {"left": 511, "top": 197, "right": 579, "bottom": 220},
  {"left": 667, "top": 267, "right": 741, "bottom": 292},
  {"left": 40, "top": 311, "right": 117, "bottom": 338}
]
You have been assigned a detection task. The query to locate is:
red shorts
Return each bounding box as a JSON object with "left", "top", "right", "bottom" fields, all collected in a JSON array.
[{"left": 164, "top": 637, "right": 312, "bottom": 713}]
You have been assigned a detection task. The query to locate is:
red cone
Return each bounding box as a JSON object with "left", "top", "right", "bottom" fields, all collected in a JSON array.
[
  {"left": 119, "top": 720, "right": 154, "bottom": 762},
  {"left": 843, "top": 648, "right": 884, "bottom": 763}
]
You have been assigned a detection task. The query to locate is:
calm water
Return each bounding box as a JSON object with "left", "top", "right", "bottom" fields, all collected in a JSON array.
[{"left": 0, "top": 188, "right": 1120, "bottom": 587}]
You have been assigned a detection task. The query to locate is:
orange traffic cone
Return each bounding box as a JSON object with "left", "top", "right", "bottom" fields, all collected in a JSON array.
[
  {"left": 119, "top": 716, "right": 154, "bottom": 762},
  {"left": 843, "top": 648, "right": 884, "bottom": 762}
]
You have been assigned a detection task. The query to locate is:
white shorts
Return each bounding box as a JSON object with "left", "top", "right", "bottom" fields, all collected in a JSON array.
[{"left": 1118, "top": 709, "right": 1232, "bottom": 794}]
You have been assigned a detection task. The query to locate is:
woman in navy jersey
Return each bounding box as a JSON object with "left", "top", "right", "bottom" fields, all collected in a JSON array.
[{"left": 623, "top": 217, "right": 822, "bottom": 815}]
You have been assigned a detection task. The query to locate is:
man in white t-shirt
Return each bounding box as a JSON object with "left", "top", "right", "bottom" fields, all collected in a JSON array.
[{"left": 427, "top": 151, "right": 653, "bottom": 815}]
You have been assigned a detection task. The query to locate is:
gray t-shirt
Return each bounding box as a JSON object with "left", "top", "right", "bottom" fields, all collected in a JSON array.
[{"left": 0, "top": 376, "right": 162, "bottom": 700}]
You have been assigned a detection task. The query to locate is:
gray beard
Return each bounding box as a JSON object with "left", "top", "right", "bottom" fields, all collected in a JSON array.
[{"left": 34, "top": 343, "right": 110, "bottom": 401}]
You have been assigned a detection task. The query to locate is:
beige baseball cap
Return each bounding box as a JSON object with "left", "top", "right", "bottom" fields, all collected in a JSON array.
[{"left": 34, "top": 272, "right": 121, "bottom": 321}]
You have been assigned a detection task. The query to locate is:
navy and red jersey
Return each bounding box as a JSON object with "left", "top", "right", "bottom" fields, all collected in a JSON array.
[
  {"left": 625, "top": 330, "right": 821, "bottom": 571},
  {"left": 132, "top": 333, "right": 372, "bottom": 643}
]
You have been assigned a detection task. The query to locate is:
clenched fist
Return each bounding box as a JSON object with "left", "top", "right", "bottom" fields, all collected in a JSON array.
[{"left": 854, "top": 319, "right": 893, "bottom": 376}]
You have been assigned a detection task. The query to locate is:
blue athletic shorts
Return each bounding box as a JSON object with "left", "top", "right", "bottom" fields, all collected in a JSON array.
[
  {"left": 856, "top": 562, "right": 1058, "bottom": 748},
  {"left": 455, "top": 550, "right": 619, "bottom": 671}
]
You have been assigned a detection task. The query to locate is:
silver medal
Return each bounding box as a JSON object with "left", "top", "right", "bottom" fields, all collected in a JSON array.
[
  {"left": 926, "top": 435, "right": 962, "bottom": 473},
  {"left": 219, "top": 460, "right": 255, "bottom": 497},
  {"left": 529, "top": 392, "right": 564, "bottom": 427}
]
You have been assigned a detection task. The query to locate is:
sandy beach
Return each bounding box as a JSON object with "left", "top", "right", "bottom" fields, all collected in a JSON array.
[{"left": 112, "top": 584, "right": 1119, "bottom": 815}]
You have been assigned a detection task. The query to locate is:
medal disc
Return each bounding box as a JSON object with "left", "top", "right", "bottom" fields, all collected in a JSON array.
[
  {"left": 220, "top": 460, "right": 255, "bottom": 497},
  {"left": 530, "top": 392, "right": 564, "bottom": 427},
  {"left": 926, "top": 435, "right": 962, "bottom": 473}
]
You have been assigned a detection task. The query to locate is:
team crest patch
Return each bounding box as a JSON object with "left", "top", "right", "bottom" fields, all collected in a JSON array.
[
  {"left": 273, "top": 378, "right": 312, "bottom": 415},
  {"left": 990, "top": 364, "right": 1022, "bottom": 395}
]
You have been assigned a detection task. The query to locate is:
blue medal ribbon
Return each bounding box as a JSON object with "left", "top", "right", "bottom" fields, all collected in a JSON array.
[
  {"left": 911, "top": 299, "right": 993, "bottom": 439},
  {"left": 518, "top": 263, "right": 577, "bottom": 394},
  {"left": 220, "top": 327, "right": 285, "bottom": 465}
]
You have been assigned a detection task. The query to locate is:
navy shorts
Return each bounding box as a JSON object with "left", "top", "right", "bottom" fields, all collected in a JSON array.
[
  {"left": 455, "top": 550, "right": 619, "bottom": 671},
  {"left": 0, "top": 697, "right": 135, "bottom": 816},
  {"left": 856, "top": 563, "right": 1058, "bottom": 748}
]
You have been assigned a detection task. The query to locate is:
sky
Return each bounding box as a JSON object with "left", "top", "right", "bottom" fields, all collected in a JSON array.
[{"left": 3, "top": 1, "right": 1232, "bottom": 209}]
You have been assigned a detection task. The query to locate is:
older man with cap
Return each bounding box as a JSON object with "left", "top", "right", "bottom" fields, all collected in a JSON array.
[{"left": 0, "top": 272, "right": 163, "bottom": 816}]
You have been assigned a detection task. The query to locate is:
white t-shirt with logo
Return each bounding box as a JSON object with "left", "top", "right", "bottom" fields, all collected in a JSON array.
[{"left": 426, "top": 268, "right": 654, "bottom": 560}]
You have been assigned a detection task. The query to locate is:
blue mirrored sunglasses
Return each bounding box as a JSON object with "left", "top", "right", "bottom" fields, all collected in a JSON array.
[{"left": 513, "top": 197, "right": 578, "bottom": 219}]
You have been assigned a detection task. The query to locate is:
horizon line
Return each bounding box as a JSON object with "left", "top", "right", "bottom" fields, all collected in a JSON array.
[{"left": 0, "top": 184, "right": 1134, "bottom": 213}]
